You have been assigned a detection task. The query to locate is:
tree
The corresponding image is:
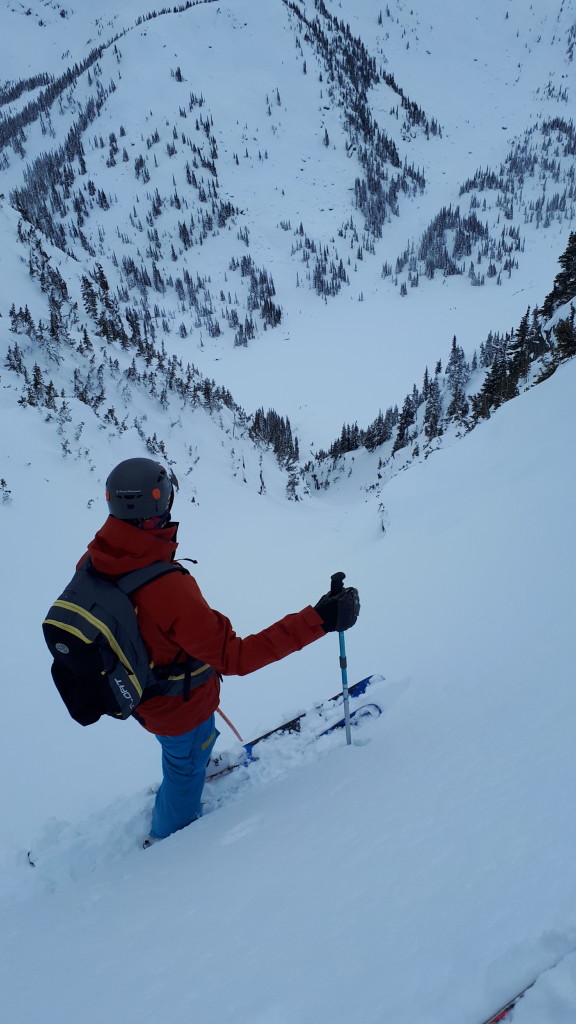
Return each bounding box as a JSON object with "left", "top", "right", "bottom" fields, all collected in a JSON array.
[
  {"left": 23, "top": 363, "right": 46, "bottom": 406},
  {"left": 81, "top": 276, "right": 98, "bottom": 320},
  {"left": 470, "top": 351, "right": 508, "bottom": 421},
  {"left": 541, "top": 232, "right": 576, "bottom": 319},
  {"left": 48, "top": 294, "right": 62, "bottom": 341},
  {"left": 5, "top": 341, "right": 24, "bottom": 373},
  {"left": 445, "top": 337, "right": 469, "bottom": 422},
  {"left": 363, "top": 407, "right": 396, "bottom": 451},
  {"left": 94, "top": 263, "right": 109, "bottom": 293},
  {"left": 553, "top": 305, "right": 576, "bottom": 362},
  {"left": 424, "top": 378, "right": 443, "bottom": 439},
  {"left": 505, "top": 307, "right": 532, "bottom": 396},
  {"left": 392, "top": 392, "right": 416, "bottom": 455},
  {"left": 250, "top": 408, "right": 299, "bottom": 465}
]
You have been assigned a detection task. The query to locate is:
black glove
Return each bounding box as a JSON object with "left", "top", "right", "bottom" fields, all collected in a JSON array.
[{"left": 314, "top": 586, "right": 360, "bottom": 633}]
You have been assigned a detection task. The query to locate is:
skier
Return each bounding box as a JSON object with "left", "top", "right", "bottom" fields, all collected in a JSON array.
[{"left": 81, "top": 457, "right": 360, "bottom": 846}]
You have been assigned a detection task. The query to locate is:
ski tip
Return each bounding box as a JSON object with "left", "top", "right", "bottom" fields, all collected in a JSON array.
[{"left": 481, "top": 997, "right": 521, "bottom": 1024}]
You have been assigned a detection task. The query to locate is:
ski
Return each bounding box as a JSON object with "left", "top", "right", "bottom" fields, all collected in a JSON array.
[
  {"left": 317, "top": 702, "right": 382, "bottom": 737},
  {"left": 207, "top": 674, "right": 380, "bottom": 780},
  {"left": 481, "top": 978, "right": 537, "bottom": 1024},
  {"left": 208, "top": 702, "right": 381, "bottom": 781},
  {"left": 244, "top": 674, "right": 375, "bottom": 751}
]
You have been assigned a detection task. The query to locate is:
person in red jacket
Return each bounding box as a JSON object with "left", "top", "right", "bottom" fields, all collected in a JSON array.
[{"left": 87, "top": 458, "right": 360, "bottom": 846}]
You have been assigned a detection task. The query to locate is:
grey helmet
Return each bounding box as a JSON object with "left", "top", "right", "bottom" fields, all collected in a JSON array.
[{"left": 106, "top": 458, "right": 173, "bottom": 521}]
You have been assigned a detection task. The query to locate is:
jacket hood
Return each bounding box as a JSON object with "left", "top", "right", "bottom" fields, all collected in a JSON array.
[{"left": 83, "top": 516, "right": 179, "bottom": 576}]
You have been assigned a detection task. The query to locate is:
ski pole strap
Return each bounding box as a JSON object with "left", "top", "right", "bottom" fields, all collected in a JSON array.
[{"left": 217, "top": 707, "right": 244, "bottom": 743}]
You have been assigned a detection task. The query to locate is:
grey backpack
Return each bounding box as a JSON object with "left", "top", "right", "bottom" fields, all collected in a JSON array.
[{"left": 42, "top": 558, "right": 213, "bottom": 725}]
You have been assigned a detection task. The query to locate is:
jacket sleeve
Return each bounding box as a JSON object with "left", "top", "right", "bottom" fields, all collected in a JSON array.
[{"left": 161, "top": 573, "right": 326, "bottom": 676}]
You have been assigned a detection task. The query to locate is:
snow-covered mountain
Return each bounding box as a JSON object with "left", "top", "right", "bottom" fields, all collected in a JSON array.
[
  {"left": 1, "top": 2, "right": 576, "bottom": 1022},
  {"left": 2, "top": 0, "right": 575, "bottom": 468}
]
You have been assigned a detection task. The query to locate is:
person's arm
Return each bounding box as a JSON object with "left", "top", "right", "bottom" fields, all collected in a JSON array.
[{"left": 168, "top": 573, "right": 326, "bottom": 676}]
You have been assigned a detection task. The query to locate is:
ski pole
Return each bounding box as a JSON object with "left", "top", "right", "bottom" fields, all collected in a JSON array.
[{"left": 330, "top": 571, "right": 352, "bottom": 745}]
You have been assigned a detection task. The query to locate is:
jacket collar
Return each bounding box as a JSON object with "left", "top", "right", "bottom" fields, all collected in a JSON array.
[{"left": 84, "top": 516, "right": 179, "bottom": 576}]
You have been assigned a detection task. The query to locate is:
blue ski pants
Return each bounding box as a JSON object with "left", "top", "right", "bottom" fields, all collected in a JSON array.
[{"left": 150, "top": 715, "right": 219, "bottom": 840}]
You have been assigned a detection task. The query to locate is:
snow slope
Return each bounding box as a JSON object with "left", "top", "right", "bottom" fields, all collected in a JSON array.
[{"left": 2, "top": 356, "right": 576, "bottom": 1024}]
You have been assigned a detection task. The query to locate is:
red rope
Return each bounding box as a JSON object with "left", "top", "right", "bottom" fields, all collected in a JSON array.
[{"left": 217, "top": 707, "right": 244, "bottom": 743}]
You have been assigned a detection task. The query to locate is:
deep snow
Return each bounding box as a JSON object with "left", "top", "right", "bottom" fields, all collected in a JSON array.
[{"left": 2, "top": 357, "right": 576, "bottom": 1024}]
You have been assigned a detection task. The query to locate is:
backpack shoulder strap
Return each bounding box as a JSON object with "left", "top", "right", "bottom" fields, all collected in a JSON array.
[
  {"left": 115, "top": 562, "right": 189, "bottom": 596},
  {"left": 83, "top": 557, "right": 189, "bottom": 596}
]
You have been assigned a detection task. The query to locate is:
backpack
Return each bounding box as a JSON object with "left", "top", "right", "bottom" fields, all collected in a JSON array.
[{"left": 42, "top": 558, "right": 214, "bottom": 726}]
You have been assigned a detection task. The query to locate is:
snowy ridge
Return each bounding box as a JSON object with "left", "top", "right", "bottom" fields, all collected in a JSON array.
[{"left": 1, "top": 0, "right": 575, "bottom": 454}]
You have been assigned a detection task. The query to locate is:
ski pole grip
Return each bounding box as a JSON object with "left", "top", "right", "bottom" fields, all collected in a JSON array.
[{"left": 330, "top": 571, "right": 346, "bottom": 595}]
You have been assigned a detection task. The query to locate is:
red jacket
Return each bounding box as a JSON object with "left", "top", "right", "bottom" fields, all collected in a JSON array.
[{"left": 82, "top": 516, "right": 325, "bottom": 736}]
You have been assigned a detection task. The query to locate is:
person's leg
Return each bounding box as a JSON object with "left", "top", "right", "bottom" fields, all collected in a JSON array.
[{"left": 150, "top": 716, "right": 219, "bottom": 840}]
